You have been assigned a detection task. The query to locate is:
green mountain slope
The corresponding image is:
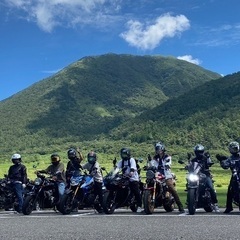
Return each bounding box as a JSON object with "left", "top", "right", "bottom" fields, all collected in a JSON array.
[
  {"left": 0, "top": 54, "right": 221, "bottom": 153},
  {"left": 110, "top": 72, "right": 240, "bottom": 150}
]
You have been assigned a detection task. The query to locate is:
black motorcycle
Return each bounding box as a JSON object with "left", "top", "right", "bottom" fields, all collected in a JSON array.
[
  {"left": 22, "top": 172, "right": 60, "bottom": 215},
  {"left": 59, "top": 170, "right": 104, "bottom": 214},
  {"left": 143, "top": 160, "right": 175, "bottom": 214},
  {"left": 0, "top": 176, "right": 19, "bottom": 211},
  {"left": 102, "top": 167, "right": 140, "bottom": 214},
  {"left": 178, "top": 160, "right": 214, "bottom": 215}
]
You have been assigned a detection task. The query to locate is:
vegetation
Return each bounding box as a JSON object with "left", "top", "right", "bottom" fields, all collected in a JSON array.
[{"left": 0, "top": 54, "right": 220, "bottom": 154}]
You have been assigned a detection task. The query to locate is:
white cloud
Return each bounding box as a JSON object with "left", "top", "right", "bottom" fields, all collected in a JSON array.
[
  {"left": 120, "top": 13, "right": 190, "bottom": 50},
  {"left": 177, "top": 55, "right": 201, "bottom": 65},
  {"left": 3, "top": 0, "right": 122, "bottom": 32}
]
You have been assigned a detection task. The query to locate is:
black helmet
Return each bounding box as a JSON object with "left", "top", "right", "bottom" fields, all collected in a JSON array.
[
  {"left": 120, "top": 148, "right": 131, "bottom": 160},
  {"left": 155, "top": 142, "right": 165, "bottom": 154},
  {"left": 11, "top": 153, "right": 21, "bottom": 164},
  {"left": 228, "top": 141, "right": 239, "bottom": 154},
  {"left": 51, "top": 153, "right": 60, "bottom": 165},
  {"left": 67, "top": 148, "right": 77, "bottom": 160},
  {"left": 194, "top": 144, "right": 205, "bottom": 158},
  {"left": 87, "top": 151, "right": 97, "bottom": 164}
]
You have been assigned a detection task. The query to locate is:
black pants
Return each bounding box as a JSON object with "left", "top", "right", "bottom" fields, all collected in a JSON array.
[
  {"left": 129, "top": 181, "right": 142, "bottom": 207},
  {"left": 94, "top": 181, "right": 103, "bottom": 207},
  {"left": 225, "top": 177, "right": 236, "bottom": 210}
]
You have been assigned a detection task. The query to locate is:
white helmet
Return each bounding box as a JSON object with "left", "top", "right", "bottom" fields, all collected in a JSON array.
[
  {"left": 12, "top": 153, "right": 22, "bottom": 164},
  {"left": 11, "top": 153, "right": 21, "bottom": 161}
]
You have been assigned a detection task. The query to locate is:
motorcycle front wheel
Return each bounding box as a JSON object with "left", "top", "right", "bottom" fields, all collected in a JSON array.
[
  {"left": 187, "top": 188, "right": 196, "bottom": 215},
  {"left": 59, "top": 193, "right": 74, "bottom": 215},
  {"left": 163, "top": 192, "right": 175, "bottom": 212},
  {"left": 102, "top": 191, "right": 116, "bottom": 214},
  {"left": 22, "top": 195, "right": 35, "bottom": 215},
  {"left": 143, "top": 189, "right": 155, "bottom": 214}
]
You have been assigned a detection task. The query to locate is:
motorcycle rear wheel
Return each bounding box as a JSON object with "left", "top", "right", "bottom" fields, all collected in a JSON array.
[
  {"left": 143, "top": 189, "right": 154, "bottom": 214},
  {"left": 187, "top": 188, "right": 196, "bottom": 215},
  {"left": 102, "top": 191, "right": 116, "bottom": 214},
  {"left": 22, "top": 195, "right": 35, "bottom": 215}
]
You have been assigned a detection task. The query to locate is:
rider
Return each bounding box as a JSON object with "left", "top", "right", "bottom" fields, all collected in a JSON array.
[
  {"left": 82, "top": 151, "right": 104, "bottom": 212},
  {"left": 188, "top": 144, "right": 220, "bottom": 212},
  {"left": 216, "top": 141, "right": 240, "bottom": 213},
  {"left": 152, "top": 142, "right": 185, "bottom": 213},
  {"left": 66, "top": 148, "right": 84, "bottom": 184},
  {"left": 7, "top": 153, "right": 27, "bottom": 213},
  {"left": 37, "top": 153, "right": 66, "bottom": 199},
  {"left": 116, "top": 148, "right": 143, "bottom": 213}
]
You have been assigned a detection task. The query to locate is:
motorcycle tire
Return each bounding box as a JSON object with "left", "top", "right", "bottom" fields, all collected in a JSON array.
[
  {"left": 130, "top": 197, "right": 138, "bottom": 213},
  {"left": 102, "top": 191, "right": 116, "bottom": 214},
  {"left": 59, "top": 193, "right": 74, "bottom": 215},
  {"left": 203, "top": 191, "right": 213, "bottom": 212},
  {"left": 187, "top": 188, "right": 196, "bottom": 215},
  {"left": 143, "top": 189, "right": 154, "bottom": 214},
  {"left": 163, "top": 193, "right": 175, "bottom": 212},
  {"left": 22, "top": 195, "right": 35, "bottom": 215},
  {"left": 204, "top": 205, "right": 213, "bottom": 212}
]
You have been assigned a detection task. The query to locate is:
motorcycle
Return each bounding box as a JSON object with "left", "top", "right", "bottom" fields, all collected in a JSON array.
[
  {"left": 102, "top": 167, "right": 140, "bottom": 214},
  {"left": 0, "top": 176, "right": 19, "bottom": 211},
  {"left": 59, "top": 170, "right": 105, "bottom": 214},
  {"left": 22, "top": 172, "right": 60, "bottom": 215},
  {"left": 178, "top": 160, "right": 215, "bottom": 215},
  {"left": 143, "top": 159, "right": 175, "bottom": 214}
]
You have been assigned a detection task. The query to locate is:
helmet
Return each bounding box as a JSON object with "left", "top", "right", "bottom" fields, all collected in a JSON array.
[
  {"left": 67, "top": 148, "right": 77, "bottom": 160},
  {"left": 11, "top": 153, "right": 21, "bottom": 164},
  {"left": 51, "top": 153, "right": 60, "bottom": 165},
  {"left": 120, "top": 148, "right": 131, "bottom": 160},
  {"left": 155, "top": 142, "right": 165, "bottom": 154},
  {"left": 87, "top": 151, "right": 97, "bottom": 164},
  {"left": 194, "top": 144, "right": 205, "bottom": 158},
  {"left": 228, "top": 141, "right": 239, "bottom": 154}
]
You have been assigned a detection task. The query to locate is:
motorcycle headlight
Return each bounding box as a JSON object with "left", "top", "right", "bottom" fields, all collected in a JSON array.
[
  {"left": 188, "top": 173, "right": 199, "bottom": 182},
  {"left": 34, "top": 177, "right": 42, "bottom": 185}
]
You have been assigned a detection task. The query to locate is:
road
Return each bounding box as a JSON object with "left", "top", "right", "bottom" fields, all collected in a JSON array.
[{"left": 0, "top": 208, "right": 240, "bottom": 240}]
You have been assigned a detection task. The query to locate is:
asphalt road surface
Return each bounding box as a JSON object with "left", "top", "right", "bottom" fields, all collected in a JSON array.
[{"left": 0, "top": 208, "right": 240, "bottom": 240}]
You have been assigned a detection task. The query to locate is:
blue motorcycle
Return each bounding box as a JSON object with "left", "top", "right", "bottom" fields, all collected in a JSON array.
[{"left": 59, "top": 171, "right": 105, "bottom": 214}]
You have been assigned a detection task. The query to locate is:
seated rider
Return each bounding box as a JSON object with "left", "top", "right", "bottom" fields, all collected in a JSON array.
[
  {"left": 66, "top": 148, "right": 83, "bottom": 184},
  {"left": 82, "top": 151, "right": 104, "bottom": 212},
  {"left": 152, "top": 142, "right": 185, "bottom": 213},
  {"left": 37, "top": 153, "right": 66, "bottom": 200},
  {"left": 116, "top": 148, "right": 143, "bottom": 213},
  {"left": 188, "top": 144, "right": 220, "bottom": 212}
]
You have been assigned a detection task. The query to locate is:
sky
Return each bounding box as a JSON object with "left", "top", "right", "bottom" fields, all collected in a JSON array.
[{"left": 1, "top": 0, "right": 240, "bottom": 101}]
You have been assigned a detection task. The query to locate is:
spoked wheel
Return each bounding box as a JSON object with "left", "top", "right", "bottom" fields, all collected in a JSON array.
[{"left": 143, "top": 190, "right": 155, "bottom": 214}]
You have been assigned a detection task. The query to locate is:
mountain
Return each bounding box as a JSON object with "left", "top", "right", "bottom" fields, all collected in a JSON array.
[
  {"left": 0, "top": 53, "right": 221, "bottom": 154},
  {"left": 110, "top": 71, "right": 240, "bottom": 151}
]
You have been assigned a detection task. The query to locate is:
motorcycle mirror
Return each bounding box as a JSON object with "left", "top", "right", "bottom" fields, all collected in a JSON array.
[
  {"left": 101, "top": 167, "right": 106, "bottom": 171},
  {"left": 178, "top": 160, "right": 184, "bottom": 164}
]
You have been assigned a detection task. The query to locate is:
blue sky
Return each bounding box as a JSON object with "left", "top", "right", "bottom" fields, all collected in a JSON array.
[{"left": 1, "top": 0, "right": 240, "bottom": 101}]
